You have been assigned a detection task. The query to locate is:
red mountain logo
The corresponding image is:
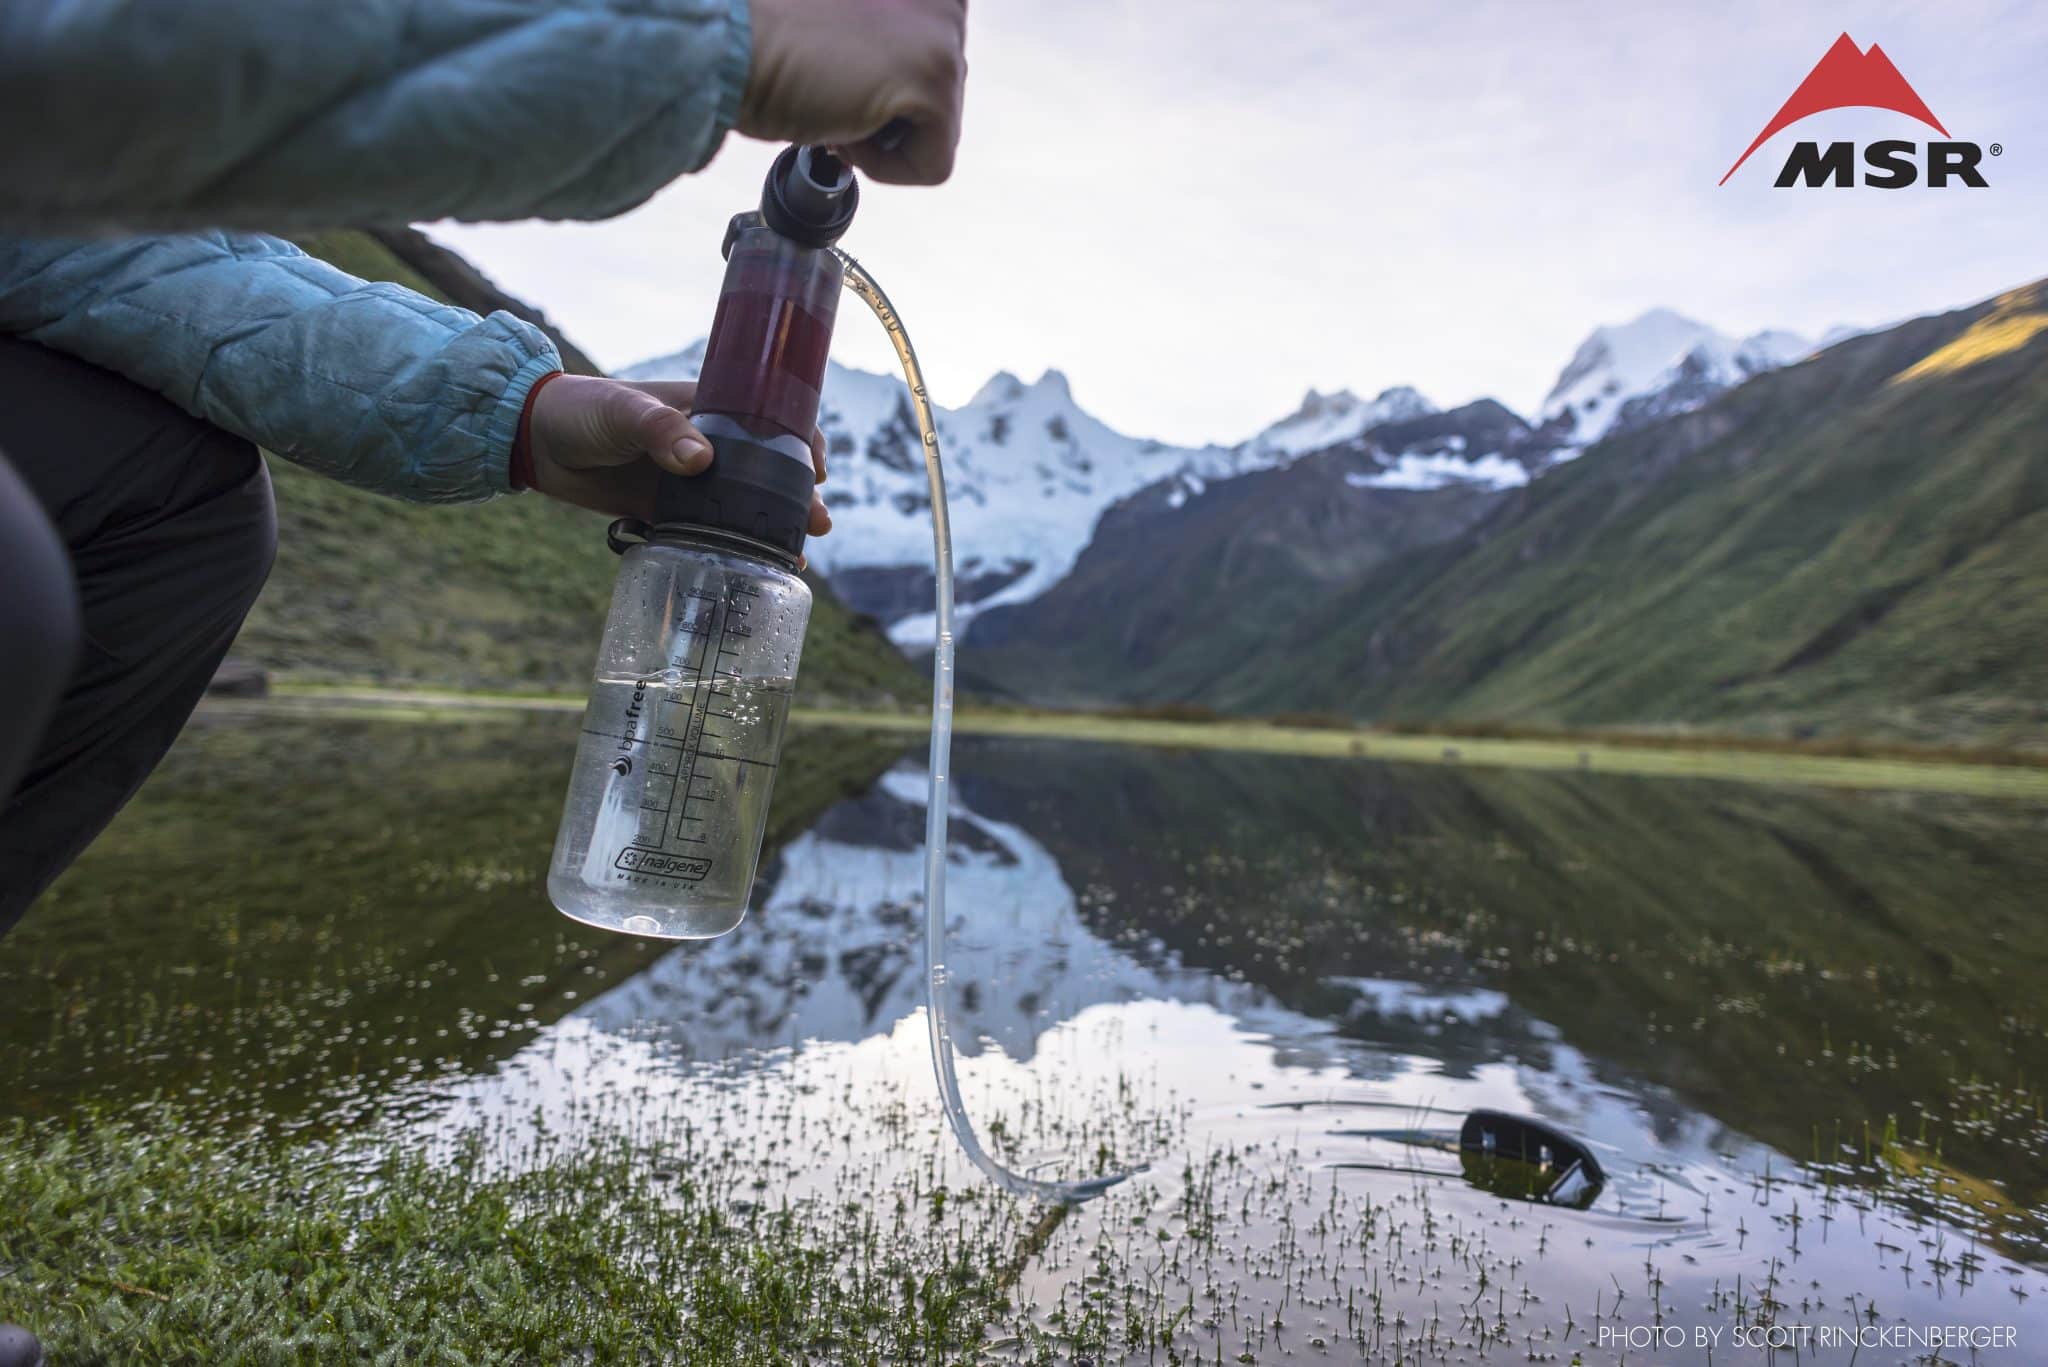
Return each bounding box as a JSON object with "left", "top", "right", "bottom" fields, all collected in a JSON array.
[{"left": 1721, "top": 33, "right": 1989, "bottom": 188}]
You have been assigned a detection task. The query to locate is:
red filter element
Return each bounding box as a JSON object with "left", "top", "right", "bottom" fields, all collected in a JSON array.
[{"left": 692, "top": 250, "right": 840, "bottom": 441}]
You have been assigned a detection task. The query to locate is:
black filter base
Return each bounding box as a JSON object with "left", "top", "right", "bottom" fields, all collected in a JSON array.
[{"left": 654, "top": 431, "right": 813, "bottom": 562}]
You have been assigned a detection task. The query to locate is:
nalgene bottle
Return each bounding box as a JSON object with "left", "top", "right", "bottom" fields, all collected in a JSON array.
[
  {"left": 548, "top": 144, "right": 859, "bottom": 939},
  {"left": 548, "top": 530, "right": 811, "bottom": 938}
]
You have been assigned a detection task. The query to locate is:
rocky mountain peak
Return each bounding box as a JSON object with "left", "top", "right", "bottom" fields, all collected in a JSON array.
[
  {"left": 968, "top": 369, "right": 1027, "bottom": 407},
  {"left": 1033, "top": 368, "right": 1074, "bottom": 402},
  {"left": 1542, "top": 309, "right": 1811, "bottom": 447},
  {"left": 1292, "top": 387, "right": 1364, "bottom": 418},
  {"left": 1369, "top": 385, "right": 1437, "bottom": 424}
]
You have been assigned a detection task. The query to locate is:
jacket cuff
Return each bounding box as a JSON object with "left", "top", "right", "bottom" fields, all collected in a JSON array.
[
  {"left": 508, "top": 369, "right": 567, "bottom": 492},
  {"left": 486, "top": 354, "right": 565, "bottom": 494},
  {"left": 713, "top": 0, "right": 753, "bottom": 142}
]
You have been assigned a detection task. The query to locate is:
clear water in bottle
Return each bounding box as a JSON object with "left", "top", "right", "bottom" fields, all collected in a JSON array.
[{"left": 548, "top": 534, "right": 810, "bottom": 939}]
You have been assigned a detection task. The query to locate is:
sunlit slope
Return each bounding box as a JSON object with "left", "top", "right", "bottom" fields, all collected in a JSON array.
[
  {"left": 1232, "top": 280, "right": 2048, "bottom": 748},
  {"left": 228, "top": 231, "right": 917, "bottom": 700}
]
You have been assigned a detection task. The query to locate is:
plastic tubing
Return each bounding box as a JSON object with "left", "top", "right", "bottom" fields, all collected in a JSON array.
[{"left": 835, "top": 250, "right": 1131, "bottom": 1204}]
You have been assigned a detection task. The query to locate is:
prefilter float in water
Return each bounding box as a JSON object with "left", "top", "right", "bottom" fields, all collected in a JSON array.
[{"left": 548, "top": 146, "right": 1132, "bottom": 1203}]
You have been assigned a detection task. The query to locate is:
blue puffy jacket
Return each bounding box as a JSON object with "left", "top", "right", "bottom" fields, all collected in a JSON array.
[{"left": 0, "top": 0, "right": 752, "bottom": 502}]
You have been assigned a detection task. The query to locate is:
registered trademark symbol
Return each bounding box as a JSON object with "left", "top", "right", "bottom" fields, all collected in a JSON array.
[{"left": 1990, "top": 143, "right": 2003, "bottom": 156}]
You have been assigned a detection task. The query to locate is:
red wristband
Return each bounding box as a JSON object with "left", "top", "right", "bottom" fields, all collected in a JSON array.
[{"left": 509, "top": 369, "right": 566, "bottom": 492}]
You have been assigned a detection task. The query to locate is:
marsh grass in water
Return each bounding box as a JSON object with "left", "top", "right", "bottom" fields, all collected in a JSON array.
[
  {"left": 6, "top": 1082, "right": 2042, "bottom": 1364},
  {"left": 0, "top": 1105, "right": 1016, "bottom": 1364}
]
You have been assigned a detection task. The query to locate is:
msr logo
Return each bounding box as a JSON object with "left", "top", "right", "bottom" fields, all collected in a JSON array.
[{"left": 1720, "top": 33, "right": 1993, "bottom": 188}]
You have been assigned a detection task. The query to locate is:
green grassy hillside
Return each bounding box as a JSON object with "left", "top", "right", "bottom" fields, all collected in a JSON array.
[
  {"left": 1221, "top": 279, "right": 2048, "bottom": 749},
  {"left": 231, "top": 232, "right": 917, "bottom": 702}
]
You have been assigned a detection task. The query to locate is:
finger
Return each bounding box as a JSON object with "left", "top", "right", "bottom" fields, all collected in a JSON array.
[
  {"left": 655, "top": 430, "right": 713, "bottom": 478},
  {"left": 808, "top": 491, "right": 832, "bottom": 536},
  {"left": 810, "top": 426, "right": 828, "bottom": 485},
  {"left": 618, "top": 379, "right": 712, "bottom": 474},
  {"left": 837, "top": 65, "right": 964, "bottom": 188},
  {"left": 624, "top": 379, "right": 699, "bottom": 410},
  {"left": 840, "top": 125, "right": 959, "bottom": 186},
  {"left": 614, "top": 387, "right": 711, "bottom": 477}
]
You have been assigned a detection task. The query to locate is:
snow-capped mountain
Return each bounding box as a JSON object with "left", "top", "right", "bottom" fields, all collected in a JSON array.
[
  {"left": 625, "top": 305, "right": 1815, "bottom": 644},
  {"left": 624, "top": 348, "right": 1488, "bottom": 645},
  {"left": 1151, "top": 385, "right": 1537, "bottom": 512},
  {"left": 1241, "top": 385, "right": 1437, "bottom": 461},
  {"left": 1539, "top": 309, "right": 1814, "bottom": 447},
  {"left": 960, "top": 396, "right": 1548, "bottom": 700},
  {"left": 625, "top": 343, "right": 1236, "bottom": 643}
]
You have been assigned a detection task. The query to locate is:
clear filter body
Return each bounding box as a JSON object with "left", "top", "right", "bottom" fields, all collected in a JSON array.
[{"left": 548, "top": 533, "right": 811, "bottom": 939}]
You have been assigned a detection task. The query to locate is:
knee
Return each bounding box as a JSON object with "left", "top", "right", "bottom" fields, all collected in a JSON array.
[
  {"left": 187, "top": 428, "right": 278, "bottom": 617},
  {"left": 0, "top": 464, "right": 81, "bottom": 724}
]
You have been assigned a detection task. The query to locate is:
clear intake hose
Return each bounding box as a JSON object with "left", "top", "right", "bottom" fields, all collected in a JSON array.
[{"left": 835, "top": 250, "right": 1133, "bottom": 1203}]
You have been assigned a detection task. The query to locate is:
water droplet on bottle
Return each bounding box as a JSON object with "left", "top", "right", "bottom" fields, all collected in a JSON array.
[{"left": 623, "top": 915, "right": 661, "bottom": 935}]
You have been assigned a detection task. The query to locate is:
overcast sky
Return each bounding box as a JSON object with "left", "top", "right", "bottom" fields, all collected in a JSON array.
[{"left": 433, "top": 0, "right": 2046, "bottom": 446}]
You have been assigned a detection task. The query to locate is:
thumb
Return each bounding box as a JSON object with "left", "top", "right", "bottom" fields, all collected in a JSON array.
[{"left": 600, "top": 384, "right": 712, "bottom": 477}]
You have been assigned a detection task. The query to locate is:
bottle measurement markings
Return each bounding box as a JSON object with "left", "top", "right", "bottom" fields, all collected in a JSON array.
[{"left": 576, "top": 579, "right": 778, "bottom": 869}]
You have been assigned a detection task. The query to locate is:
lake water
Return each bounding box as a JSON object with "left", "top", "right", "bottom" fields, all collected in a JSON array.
[{"left": 6, "top": 710, "right": 2046, "bottom": 1362}]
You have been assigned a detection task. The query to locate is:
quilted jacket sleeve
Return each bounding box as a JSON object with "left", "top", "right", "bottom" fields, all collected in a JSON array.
[
  {"left": 0, "top": 231, "right": 559, "bottom": 503},
  {"left": 0, "top": 0, "right": 751, "bottom": 229}
]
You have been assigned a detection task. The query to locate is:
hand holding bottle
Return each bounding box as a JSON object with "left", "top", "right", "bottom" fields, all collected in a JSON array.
[{"left": 519, "top": 374, "right": 831, "bottom": 536}]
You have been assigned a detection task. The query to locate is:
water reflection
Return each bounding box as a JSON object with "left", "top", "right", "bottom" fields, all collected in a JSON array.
[
  {"left": 556, "top": 750, "right": 1740, "bottom": 1226},
  {"left": 536, "top": 741, "right": 2048, "bottom": 1262},
  {"left": 582, "top": 768, "right": 1280, "bottom": 1063}
]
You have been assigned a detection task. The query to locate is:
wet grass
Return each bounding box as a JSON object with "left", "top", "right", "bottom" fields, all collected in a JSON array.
[
  {"left": 1374, "top": 714, "right": 2048, "bottom": 769},
  {"left": 7, "top": 1074, "right": 1939, "bottom": 1367},
  {"left": 7, "top": 1074, "right": 2041, "bottom": 1365},
  {"left": 0, "top": 1105, "right": 1012, "bottom": 1364}
]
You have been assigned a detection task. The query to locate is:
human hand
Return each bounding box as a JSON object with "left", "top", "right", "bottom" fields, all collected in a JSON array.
[
  {"left": 521, "top": 375, "right": 831, "bottom": 539},
  {"left": 738, "top": 0, "right": 967, "bottom": 186}
]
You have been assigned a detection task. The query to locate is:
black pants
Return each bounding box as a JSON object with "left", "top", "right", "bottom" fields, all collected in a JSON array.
[{"left": 0, "top": 336, "right": 277, "bottom": 934}]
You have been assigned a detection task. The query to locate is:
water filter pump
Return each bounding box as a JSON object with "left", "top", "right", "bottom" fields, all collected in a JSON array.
[
  {"left": 545, "top": 146, "right": 858, "bottom": 941},
  {"left": 547, "top": 145, "right": 1135, "bottom": 1202}
]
